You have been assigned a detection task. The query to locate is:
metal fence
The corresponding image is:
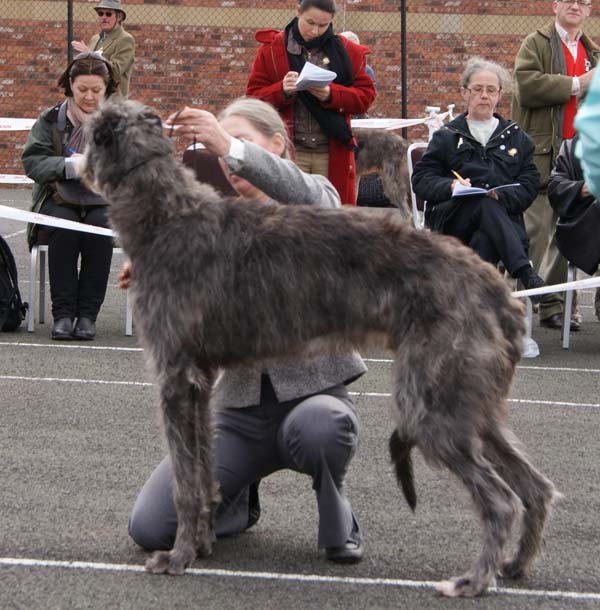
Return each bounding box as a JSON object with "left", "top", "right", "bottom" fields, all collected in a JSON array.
[{"left": 2, "top": 1, "right": 600, "bottom": 175}]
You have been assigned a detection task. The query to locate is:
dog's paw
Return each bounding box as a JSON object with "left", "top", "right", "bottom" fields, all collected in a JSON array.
[
  {"left": 435, "top": 574, "right": 495, "bottom": 598},
  {"left": 500, "top": 558, "right": 525, "bottom": 580},
  {"left": 145, "top": 550, "right": 188, "bottom": 575}
]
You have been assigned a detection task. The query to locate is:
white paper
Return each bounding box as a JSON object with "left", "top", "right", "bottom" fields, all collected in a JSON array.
[
  {"left": 452, "top": 182, "right": 520, "bottom": 198},
  {"left": 295, "top": 62, "right": 337, "bottom": 91}
]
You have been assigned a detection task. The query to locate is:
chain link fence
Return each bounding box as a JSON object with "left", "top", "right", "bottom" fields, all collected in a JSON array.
[{"left": 2, "top": 1, "right": 600, "bottom": 175}]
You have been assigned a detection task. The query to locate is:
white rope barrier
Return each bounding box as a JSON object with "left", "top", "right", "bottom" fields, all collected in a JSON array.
[
  {"left": 0, "top": 204, "right": 115, "bottom": 237},
  {"left": 512, "top": 275, "right": 600, "bottom": 299},
  {"left": 0, "top": 174, "right": 33, "bottom": 184},
  {"left": 0, "top": 118, "right": 36, "bottom": 131}
]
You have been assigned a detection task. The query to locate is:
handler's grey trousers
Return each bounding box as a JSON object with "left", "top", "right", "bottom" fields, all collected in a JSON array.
[{"left": 128, "top": 378, "right": 361, "bottom": 551}]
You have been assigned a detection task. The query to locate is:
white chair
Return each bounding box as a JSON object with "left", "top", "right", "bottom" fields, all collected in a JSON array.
[
  {"left": 562, "top": 262, "right": 577, "bottom": 349},
  {"left": 27, "top": 239, "right": 133, "bottom": 336},
  {"left": 406, "top": 142, "right": 428, "bottom": 230}
]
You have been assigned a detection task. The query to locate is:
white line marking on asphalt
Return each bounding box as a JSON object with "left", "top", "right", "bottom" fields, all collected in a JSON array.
[
  {"left": 1, "top": 374, "right": 599, "bottom": 408},
  {"left": 0, "top": 341, "right": 143, "bottom": 352},
  {"left": 0, "top": 375, "right": 153, "bottom": 387},
  {"left": 2, "top": 228, "right": 26, "bottom": 239},
  {"left": 0, "top": 557, "right": 599, "bottom": 601},
  {"left": 2, "top": 344, "right": 600, "bottom": 375}
]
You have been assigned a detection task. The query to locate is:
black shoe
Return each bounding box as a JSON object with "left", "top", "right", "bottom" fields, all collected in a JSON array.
[
  {"left": 540, "top": 313, "right": 562, "bottom": 330},
  {"left": 246, "top": 480, "right": 261, "bottom": 530},
  {"left": 325, "top": 537, "right": 364, "bottom": 564},
  {"left": 51, "top": 317, "right": 74, "bottom": 340},
  {"left": 520, "top": 268, "right": 546, "bottom": 305},
  {"left": 73, "top": 317, "right": 96, "bottom": 340}
]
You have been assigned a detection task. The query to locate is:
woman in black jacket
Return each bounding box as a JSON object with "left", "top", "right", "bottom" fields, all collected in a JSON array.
[{"left": 411, "top": 57, "right": 545, "bottom": 298}]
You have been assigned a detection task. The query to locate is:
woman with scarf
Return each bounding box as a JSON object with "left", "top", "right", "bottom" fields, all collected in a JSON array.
[
  {"left": 22, "top": 52, "right": 117, "bottom": 340},
  {"left": 245, "top": 0, "right": 376, "bottom": 205}
]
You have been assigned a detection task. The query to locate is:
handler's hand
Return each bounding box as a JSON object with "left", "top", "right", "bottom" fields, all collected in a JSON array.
[
  {"left": 118, "top": 261, "right": 132, "bottom": 290},
  {"left": 71, "top": 40, "right": 90, "bottom": 54},
  {"left": 307, "top": 85, "right": 331, "bottom": 103},
  {"left": 282, "top": 71, "right": 299, "bottom": 96},
  {"left": 165, "top": 107, "right": 231, "bottom": 157}
]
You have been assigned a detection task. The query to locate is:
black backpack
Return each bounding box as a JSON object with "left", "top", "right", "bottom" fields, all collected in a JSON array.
[{"left": 0, "top": 235, "right": 28, "bottom": 331}]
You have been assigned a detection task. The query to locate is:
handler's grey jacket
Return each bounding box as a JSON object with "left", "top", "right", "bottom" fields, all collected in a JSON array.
[{"left": 211, "top": 140, "right": 367, "bottom": 409}]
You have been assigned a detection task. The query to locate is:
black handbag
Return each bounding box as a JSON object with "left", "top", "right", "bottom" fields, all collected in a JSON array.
[
  {"left": 555, "top": 201, "right": 600, "bottom": 275},
  {"left": 54, "top": 180, "right": 107, "bottom": 207}
]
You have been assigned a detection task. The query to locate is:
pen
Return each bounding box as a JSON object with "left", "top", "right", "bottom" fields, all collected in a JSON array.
[
  {"left": 67, "top": 148, "right": 77, "bottom": 155},
  {"left": 451, "top": 170, "right": 465, "bottom": 181}
]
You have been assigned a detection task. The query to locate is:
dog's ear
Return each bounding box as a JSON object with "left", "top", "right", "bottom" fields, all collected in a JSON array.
[
  {"left": 93, "top": 111, "right": 125, "bottom": 149},
  {"left": 140, "top": 109, "right": 163, "bottom": 133}
]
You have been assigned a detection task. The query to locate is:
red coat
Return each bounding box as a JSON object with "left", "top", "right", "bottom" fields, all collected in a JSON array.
[{"left": 246, "top": 29, "right": 376, "bottom": 205}]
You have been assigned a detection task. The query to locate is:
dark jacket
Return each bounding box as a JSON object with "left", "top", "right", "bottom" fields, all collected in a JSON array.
[
  {"left": 411, "top": 112, "right": 539, "bottom": 230},
  {"left": 548, "top": 136, "right": 600, "bottom": 275}
]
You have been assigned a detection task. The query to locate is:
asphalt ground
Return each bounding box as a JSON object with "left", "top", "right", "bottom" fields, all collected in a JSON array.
[{"left": 1, "top": 187, "right": 599, "bottom": 609}]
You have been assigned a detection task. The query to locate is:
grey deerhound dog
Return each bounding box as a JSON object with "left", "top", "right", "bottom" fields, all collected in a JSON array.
[
  {"left": 81, "top": 101, "right": 556, "bottom": 597},
  {"left": 354, "top": 128, "right": 409, "bottom": 213}
]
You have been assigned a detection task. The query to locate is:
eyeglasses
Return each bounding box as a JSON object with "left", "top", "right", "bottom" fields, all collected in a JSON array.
[
  {"left": 559, "top": 0, "right": 591, "bottom": 6},
  {"left": 465, "top": 86, "right": 501, "bottom": 96},
  {"left": 96, "top": 10, "right": 115, "bottom": 17}
]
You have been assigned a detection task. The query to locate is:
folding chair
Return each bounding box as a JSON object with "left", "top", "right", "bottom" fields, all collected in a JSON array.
[
  {"left": 406, "top": 142, "right": 428, "bottom": 230},
  {"left": 27, "top": 232, "right": 133, "bottom": 336},
  {"left": 562, "top": 262, "right": 577, "bottom": 349}
]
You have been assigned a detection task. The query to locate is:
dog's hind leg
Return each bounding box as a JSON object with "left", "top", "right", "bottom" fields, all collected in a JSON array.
[
  {"left": 145, "top": 365, "right": 214, "bottom": 575},
  {"left": 483, "top": 424, "right": 557, "bottom": 580},
  {"left": 429, "top": 437, "right": 521, "bottom": 597}
]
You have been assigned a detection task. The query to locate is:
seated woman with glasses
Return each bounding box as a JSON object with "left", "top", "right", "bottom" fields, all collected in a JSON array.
[{"left": 411, "top": 56, "right": 546, "bottom": 300}]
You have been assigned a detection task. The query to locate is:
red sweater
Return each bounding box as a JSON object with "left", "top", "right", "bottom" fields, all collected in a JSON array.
[
  {"left": 561, "top": 39, "right": 588, "bottom": 139},
  {"left": 246, "top": 29, "right": 376, "bottom": 205}
]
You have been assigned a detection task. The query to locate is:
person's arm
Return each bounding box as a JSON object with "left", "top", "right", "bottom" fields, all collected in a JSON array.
[
  {"left": 410, "top": 131, "right": 456, "bottom": 205},
  {"left": 548, "top": 140, "right": 583, "bottom": 215},
  {"left": 245, "top": 44, "right": 295, "bottom": 111},
  {"left": 227, "top": 139, "right": 340, "bottom": 208},
  {"left": 575, "top": 68, "right": 600, "bottom": 200},
  {"left": 21, "top": 113, "right": 67, "bottom": 184},
  {"left": 513, "top": 36, "right": 574, "bottom": 109}
]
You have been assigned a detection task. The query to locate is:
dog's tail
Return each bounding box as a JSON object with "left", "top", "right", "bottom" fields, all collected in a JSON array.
[{"left": 389, "top": 429, "right": 417, "bottom": 511}]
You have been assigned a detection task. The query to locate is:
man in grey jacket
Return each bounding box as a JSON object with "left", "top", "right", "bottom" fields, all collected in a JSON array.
[{"left": 512, "top": 0, "right": 599, "bottom": 330}]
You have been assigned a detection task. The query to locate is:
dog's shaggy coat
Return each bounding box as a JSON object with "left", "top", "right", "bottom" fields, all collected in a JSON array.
[{"left": 82, "top": 101, "right": 556, "bottom": 597}]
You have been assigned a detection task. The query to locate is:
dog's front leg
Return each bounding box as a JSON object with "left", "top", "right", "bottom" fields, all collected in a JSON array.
[{"left": 146, "top": 367, "right": 213, "bottom": 575}]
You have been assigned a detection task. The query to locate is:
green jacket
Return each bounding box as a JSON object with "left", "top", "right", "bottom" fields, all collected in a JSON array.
[
  {"left": 511, "top": 20, "right": 600, "bottom": 188},
  {"left": 90, "top": 24, "right": 135, "bottom": 99},
  {"left": 21, "top": 104, "right": 70, "bottom": 247}
]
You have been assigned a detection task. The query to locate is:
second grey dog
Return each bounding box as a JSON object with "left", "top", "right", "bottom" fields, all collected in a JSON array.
[{"left": 81, "top": 101, "right": 556, "bottom": 598}]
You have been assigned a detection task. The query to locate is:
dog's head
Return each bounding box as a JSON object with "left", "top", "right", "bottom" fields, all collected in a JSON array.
[{"left": 80, "top": 100, "right": 173, "bottom": 196}]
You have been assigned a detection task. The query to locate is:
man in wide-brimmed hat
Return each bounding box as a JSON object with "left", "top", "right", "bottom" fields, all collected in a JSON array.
[{"left": 71, "top": 0, "right": 135, "bottom": 99}]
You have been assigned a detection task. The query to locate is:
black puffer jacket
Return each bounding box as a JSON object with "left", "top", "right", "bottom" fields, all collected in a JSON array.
[{"left": 411, "top": 113, "right": 539, "bottom": 223}]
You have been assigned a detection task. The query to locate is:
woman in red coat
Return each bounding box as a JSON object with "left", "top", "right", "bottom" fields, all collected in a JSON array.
[{"left": 246, "top": 0, "right": 376, "bottom": 205}]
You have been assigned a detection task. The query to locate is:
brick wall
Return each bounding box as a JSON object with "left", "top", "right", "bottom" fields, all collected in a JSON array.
[{"left": 2, "top": 1, "right": 599, "bottom": 179}]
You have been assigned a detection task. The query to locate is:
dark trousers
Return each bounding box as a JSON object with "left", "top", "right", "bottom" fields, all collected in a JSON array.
[
  {"left": 40, "top": 200, "right": 113, "bottom": 321},
  {"left": 128, "top": 379, "right": 361, "bottom": 551},
  {"left": 429, "top": 197, "right": 530, "bottom": 276}
]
